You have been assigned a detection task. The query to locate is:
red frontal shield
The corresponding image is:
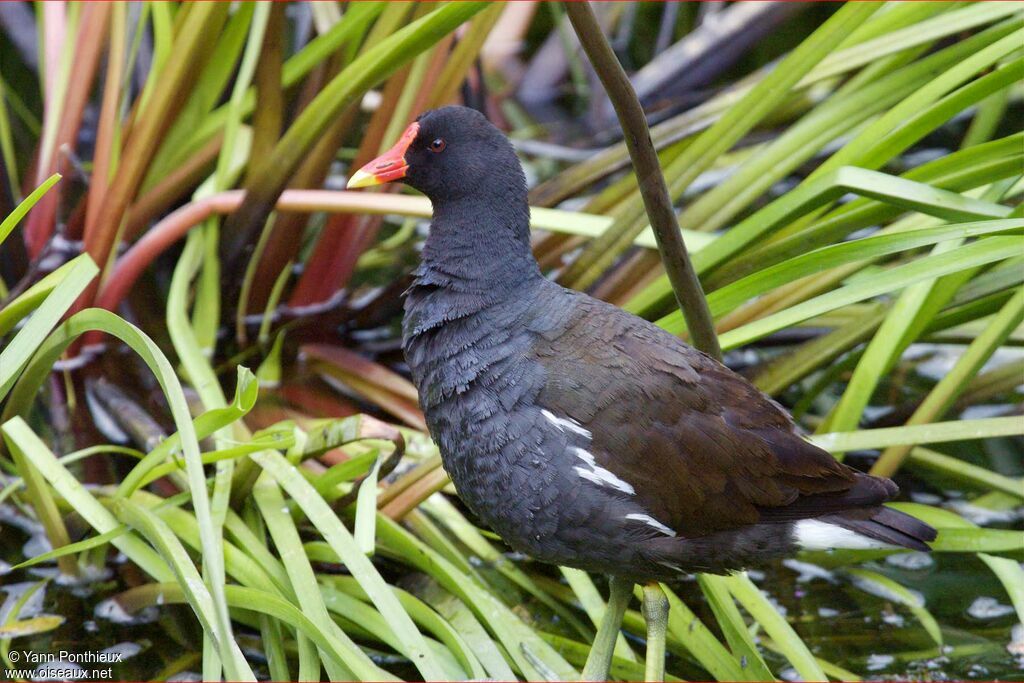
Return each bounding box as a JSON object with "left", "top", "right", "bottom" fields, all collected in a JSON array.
[{"left": 347, "top": 121, "right": 420, "bottom": 188}]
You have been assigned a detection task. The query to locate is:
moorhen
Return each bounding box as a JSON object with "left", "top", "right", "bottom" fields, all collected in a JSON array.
[{"left": 348, "top": 106, "right": 936, "bottom": 681}]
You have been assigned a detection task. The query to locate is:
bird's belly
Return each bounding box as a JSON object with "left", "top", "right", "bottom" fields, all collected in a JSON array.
[
  {"left": 403, "top": 303, "right": 652, "bottom": 574},
  {"left": 424, "top": 395, "right": 565, "bottom": 553},
  {"left": 444, "top": 448, "right": 620, "bottom": 567},
  {"left": 422, "top": 393, "right": 647, "bottom": 573}
]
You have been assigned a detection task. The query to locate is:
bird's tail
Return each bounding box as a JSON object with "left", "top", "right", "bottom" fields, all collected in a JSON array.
[{"left": 817, "top": 506, "right": 937, "bottom": 552}]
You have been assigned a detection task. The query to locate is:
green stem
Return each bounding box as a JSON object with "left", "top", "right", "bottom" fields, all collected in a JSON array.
[{"left": 564, "top": 0, "right": 721, "bottom": 360}]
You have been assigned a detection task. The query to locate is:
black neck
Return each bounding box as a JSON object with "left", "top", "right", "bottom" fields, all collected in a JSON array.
[{"left": 420, "top": 193, "right": 541, "bottom": 292}]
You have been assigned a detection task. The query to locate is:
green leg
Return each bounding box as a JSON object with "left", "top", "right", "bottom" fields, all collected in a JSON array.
[
  {"left": 642, "top": 582, "right": 669, "bottom": 682},
  {"left": 581, "top": 576, "right": 633, "bottom": 681}
]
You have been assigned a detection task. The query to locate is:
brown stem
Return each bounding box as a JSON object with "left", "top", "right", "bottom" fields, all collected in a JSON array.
[{"left": 564, "top": 1, "right": 721, "bottom": 360}]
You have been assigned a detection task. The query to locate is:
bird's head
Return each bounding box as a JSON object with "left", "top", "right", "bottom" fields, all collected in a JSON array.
[{"left": 347, "top": 105, "right": 525, "bottom": 204}]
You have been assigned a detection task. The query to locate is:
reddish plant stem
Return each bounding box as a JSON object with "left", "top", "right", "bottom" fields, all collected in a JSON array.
[
  {"left": 251, "top": 102, "right": 359, "bottom": 307},
  {"left": 25, "top": 3, "right": 110, "bottom": 254},
  {"left": 286, "top": 69, "right": 413, "bottom": 307},
  {"left": 289, "top": 32, "right": 454, "bottom": 307},
  {"left": 80, "top": 3, "right": 229, "bottom": 314},
  {"left": 95, "top": 189, "right": 435, "bottom": 316},
  {"left": 123, "top": 132, "right": 224, "bottom": 240},
  {"left": 82, "top": 2, "right": 125, "bottom": 242}
]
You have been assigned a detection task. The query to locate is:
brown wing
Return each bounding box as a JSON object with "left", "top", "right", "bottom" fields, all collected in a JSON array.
[{"left": 533, "top": 295, "right": 859, "bottom": 538}]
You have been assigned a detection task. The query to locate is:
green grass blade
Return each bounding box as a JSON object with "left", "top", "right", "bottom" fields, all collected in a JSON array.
[
  {"left": 879, "top": 504, "right": 1023, "bottom": 554},
  {"left": 316, "top": 583, "right": 466, "bottom": 679},
  {"left": 0, "top": 173, "right": 60, "bottom": 245},
  {"left": 130, "top": 491, "right": 283, "bottom": 594},
  {"left": 182, "top": 3, "right": 386, "bottom": 159},
  {"left": 815, "top": 25, "right": 1024, "bottom": 178},
  {"left": 883, "top": 504, "right": 1024, "bottom": 621},
  {"left": 0, "top": 77, "right": 22, "bottom": 203},
  {"left": 696, "top": 576, "right": 775, "bottom": 681},
  {"left": 821, "top": 237, "right": 970, "bottom": 436},
  {"left": 115, "top": 366, "right": 258, "bottom": 497},
  {"left": 0, "top": 417, "right": 171, "bottom": 582},
  {"left": 677, "top": 37, "right": 997, "bottom": 237},
  {"left": 253, "top": 473, "right": 389, "bottom": 681},
  {"left": 113, "top": 498, "right": 254, "bottom": 680},
  {"left": 354, "top": 452, "right": 384, "bottom": 557},
  {"left": 221, "top": 1, "right": 488, "bottom": 259},
  {"left": 11, "top": 491, "right": 192, "bottom": 570},
  {"left": 375, "top": 514, "right": 577, "bottom": 680},
  {"left": 135, "top": 427, "right": 292, "bottom": 491},
  {"left": 723, "top": 573, "right": 826, "bottom": 682},
  {"left": 408, "top": 574, "right": 517, "bottom": 681},
  {"left": 926, "top": 529, "right": 1022, "bottom": 554},
  {"left": 0, "top": 270, "right": 65, "bottom": 337},
  {"left": 705, "top": 133, "right": 1024, "bottom": 295},
  {"left": 221, "top": 509, "right": 293, "bottom": 595},
  {"left": 0, "top": 253, "right": 96, "bottom": 576},
  {"left": 0, "top": 254, "right": 97, "bottom": 399},
  {"left": 540, "top": 632, "right": 684, "bottom": 682},
  {"left": 706, "top": 219, "right": 1023, "bottom": 319},
  {"left": 873, "top": 285, "right": 1024, "bottom": 476},
  {"left": 978, "top": 554, "right": 1024, "bottom": 625},
  {"left": 705, "top": 167, "right": 1011, "bottom": 275},
  {"left": 661, "top": 585, "right": 749, "bottom": 681},
  {"left": 639, "top": 167, "right": 1014, "bottom": 319},
  {"left": 249, "top": 449, "right": 448, "bottom": 681},
  {"left": 563, "top": 1, "right": 881, "bottom": 288},
  {"left": 1, "top": 581, "right": 50, "bottom": 665},
  {"left": 717, "top": 236, "right": 1021, "bottom": 349},
  {"left": 123, "top": 581, "right": 391, "bottom": 677},
  {"left": 324, "top": 575, "right": 489, "bottom": 679},
  {"left": 421, "top": 495, "right": 594, "bottom": 638},
  {"left": 811, "top": 416, "right": 1024, "bottom": 454},
  {"left": 0, "top": 308, "right": 240, "bottom": 674},
  {"left": 805, "top": 3, "right": 1022, "bottom": 85},
  {"left": 902, "top": 447, "right": 1023, "bottom": 499}
]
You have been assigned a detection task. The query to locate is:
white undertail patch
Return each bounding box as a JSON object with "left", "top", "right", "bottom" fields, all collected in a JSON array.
[
  {"left": 625, "top": 513, "right": 676, "bottom": 537},
  {"left": 542, "top": 409, "right": 592, "bottom": 438},
  {"left": 794, "top": 519, "right": 896, "bottom": 551},
  {"left": 573, "top": 447, "right": 635, "bottom": 495}
]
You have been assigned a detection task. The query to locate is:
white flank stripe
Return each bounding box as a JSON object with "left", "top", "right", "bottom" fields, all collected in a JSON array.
[
  {"left": 794, "top": 519, "right": 896, "bottom": 551},
  {"left": 625, "top": 513, "right": 676, "bottom": 537},
  {"left": 541, "top": 409, "right": 592, "bottom": 438},
  {"left": 572, "top": 447, "right": 635, "bottom": 495}
]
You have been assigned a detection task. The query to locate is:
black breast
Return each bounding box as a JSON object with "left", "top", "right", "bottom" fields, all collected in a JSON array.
[{"left": 402, "top": 274, "right": 646, "bottom": 569}]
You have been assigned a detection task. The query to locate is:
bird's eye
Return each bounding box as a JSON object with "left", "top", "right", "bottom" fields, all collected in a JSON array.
[{"left": 429, "top": 138, "right": 446, "bottom": 153}]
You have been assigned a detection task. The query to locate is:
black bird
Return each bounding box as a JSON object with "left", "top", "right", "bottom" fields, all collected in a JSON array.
[{"left": 348, "top": 105, "right": 935, "bottom": 680}]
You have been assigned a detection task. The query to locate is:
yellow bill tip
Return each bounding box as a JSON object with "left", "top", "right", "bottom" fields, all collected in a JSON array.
[{"left": 346, "top": 168, "right": 381, "bottom": 189}]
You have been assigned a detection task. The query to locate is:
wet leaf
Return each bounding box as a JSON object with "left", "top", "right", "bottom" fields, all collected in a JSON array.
[{"left": 0, "top": 615, "right": 65, "bottom": 639}]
